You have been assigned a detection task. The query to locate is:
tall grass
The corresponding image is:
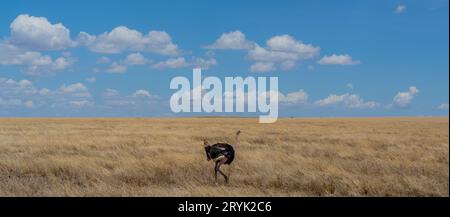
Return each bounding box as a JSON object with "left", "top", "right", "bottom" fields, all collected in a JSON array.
[{"left": 0, "top": 117, "right": 448, "bottom": 196}]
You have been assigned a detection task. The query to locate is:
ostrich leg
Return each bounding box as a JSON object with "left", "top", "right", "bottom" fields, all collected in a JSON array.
[
  {"left": 214, "top": 161, "right": 219, "bottom": 183},
  {"left": 215, "top": 157, "right": 229, "bottom": 183}
]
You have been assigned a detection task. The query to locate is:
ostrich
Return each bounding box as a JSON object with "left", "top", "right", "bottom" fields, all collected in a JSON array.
[{"left": 203, "top": 130, "right": 240, "bottom": 184}]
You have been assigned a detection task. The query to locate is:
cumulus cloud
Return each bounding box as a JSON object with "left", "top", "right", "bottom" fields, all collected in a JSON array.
[
  {"left": 192, "top": 57, "right": 217, "bottom": 70},
  {"left": 69, "top": 100, "right": 92, "bottom": 107},
  {"left": 279, "top": 90, "right": 309, "bottom": 105},
  {"left": 99, "top": 55, "right": 214, "bottom": 73},
  {"left": 205, "top": 30, "right": 254, "bottom": 50},
  {"left": 79, "top": 26, "right": 181, "bottom": 55},
  {"left": 103, "top": 88, "right": 159, "bottom": 107},
  {"left": 0, "top": 76, "right": 166, "bottom": 112},
  {"left": 395, "top": 5, "right": 407, "bottom": 14},
  {"left": 75, "top": 32, "right": 96, "bottom": 46},
  {"left": 99, "top": 53, "right": 150, "bottom": 73},
  {"left": 59, "top": 83, "right": 91, "bottom": 98},
  {"left": 0, "top": 14, "right": 75, "bottom": 76},
  {"left": 265, "top": 35, "right": 320, "bottom": 59},
  {"left": 247, "top": 35, "right": 319, "bottom": 72},
  {"left": 207, "top": 31, "right": 369, "bottom": 72},
  {"left": 248, "top": 44, "right": 298, "bottom": 62},
  {"left": 249, "top": 62, "right": 276, "bottom": 72},
  {"left": 200, "top": 30, "right": 322, "bottom": 72},
  {"left": 106, "top": 62, "right": 128, "bottom": 73},
  {"left": 0, "top": 77, "right": 37, "bottom": 96},
  {"left": 133, "top": 89, "right": 152, "bottom": 98},
  {"left": 124, "top": 52, "right": 148, "bottom": 65},
  {"left": 9, "top": 14, "right": 75, "bottom": 50},
  {"left": 46, "top": 82, "right": 93, "bottom": 108},
  {"left": 0, "top": 43, "right": 74, "bottom": 76},
  {"left": 279, "top": 60, "right": 296, "bottom": 71},
  {"left": 318, "top": 54, "right": 360, "bottom": 65},
  {"left": 249, "top": 38, "right": 319, "bottom": 62},
  {"left": 315, "top": 93, "right": 379, "bottom": 109},
  {"left": 152, "top": 57, "right": 189, "bottom": 69},
  {"left": 392, "top": 86, "right": 419, "bottom": 108},
  {"left": 0, "top": 77, "right": 92, "bottom": 109},
  {"left": 102, "top": 89, "right": 134, "bottom": 106}
]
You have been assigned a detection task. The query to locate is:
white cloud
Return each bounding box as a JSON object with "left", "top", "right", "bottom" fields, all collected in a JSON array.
[
  {"left": 146, "top": 31, "right": 181, "bottom": 56},
  {"left": 437, "top": 103, "right": 449, "bottom": 110},
  {"left": 249, "top": 44, "right": 311, "bottom": 63},
  {"left": 392, "top": 86, "right": 419, "bottom": 108},
  {"left": 99, "top": 55, "right": 216, "bottom": 72},
  {"left": 318, "top": 54, "right": 360, "bottom": 65},
  {"left": 76, "top": 32, "right": 96, "bottom": 46},
  {"left": 0, "top": 43, "right": 74, "bottom": 76},
  {"left": 249, "top": 62, "right": 276, "bottom": 72},
  {"left": 279, "top": 60, "right": 296, "bottom": 71},
  {"left": 102, "top": 88, "right": 133, "bottom": 106},
  {"left": 9, "top": 14, "right": 75, "bottom": 50},
  {"left": 218, "top": 88, "right": 308, "bottom": 108},
  {"left": 0, "top": 15, "right": 75, "bottom": 76},
  {"left": 247, "top": 35, "right": 319, "bottom": 72},
  {"left": 152, "top": 57, "right": 189, "bottom": 69},
  {"left": 49, "top": 82, "right": 93, "bottom": 108},
  {"left": 59, "top": 83, "right": 91, "bottom": 98},
  {"left": 0, "top": 77, "right": 92, "bottom": 109},
  {"left": 133, "top": 89, "right": 152, "bottom": 98},
  {"left": 69, "top": 100, "right": 92, "bottom": 107},
  {"left": 106, "top": 62, "right": 127, "bottom": 73},
  {"left": 20, "top": 52, "right": 73, "bottom": 75},
  {"left": 205, "top": 30, "right": 254, "bottom": 50},
  {"left": 99, "top": 53, "right": 150, "bottom": 73},
  {"left": 206, "top": 32, "right": 319, "bottom": 72},
  {"left": 395, "top": 5, "right": 407, "bottom": 14},
  {"left": 103, "top": 88, "right": 159, "bottom": 107},
  {"left": 279, "top": 90, "right": 308, "bottom": 105},
  {"left": 192, "top": 57, "right": 217, "bottom": 70},
  {"left": 0, "top": 77, "right": 37, "bottom": 96},
  {"left": 315, "top": 93, "right": 379, "bottom": 109},
  {"left": 266, "top": 35, "right": 320, "bottom": 59},
  {"left": 80, "top": 26, "right": 180, "bottom": 55},
  {"left": 124, "top": 52, "right": 148, "bottom": 65},
  {"left": 248, "top": 35, "right": 319, "bottom": 62}
]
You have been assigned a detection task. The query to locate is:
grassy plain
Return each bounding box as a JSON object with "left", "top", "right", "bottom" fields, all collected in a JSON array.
[{"left": 0, "top": 117, "right": 448, "bottom": 196}]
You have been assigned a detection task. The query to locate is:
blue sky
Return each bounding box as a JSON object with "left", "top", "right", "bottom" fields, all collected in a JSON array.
[{"left": 0, "top": 0, "right": 448, "bottom": 117}]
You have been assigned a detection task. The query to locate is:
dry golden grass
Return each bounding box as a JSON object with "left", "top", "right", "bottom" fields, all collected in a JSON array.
[{"left": 0, "top": 117, "right": 448, "bottom": 196}]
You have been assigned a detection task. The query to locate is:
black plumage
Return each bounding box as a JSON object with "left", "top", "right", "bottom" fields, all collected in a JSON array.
[{"left": 204, "top": 143, "right": 235, "bottom": 164}]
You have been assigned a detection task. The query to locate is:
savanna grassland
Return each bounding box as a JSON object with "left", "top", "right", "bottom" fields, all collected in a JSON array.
[{"left": 0, "top": 117, "right": 448, "bottom": 196}]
